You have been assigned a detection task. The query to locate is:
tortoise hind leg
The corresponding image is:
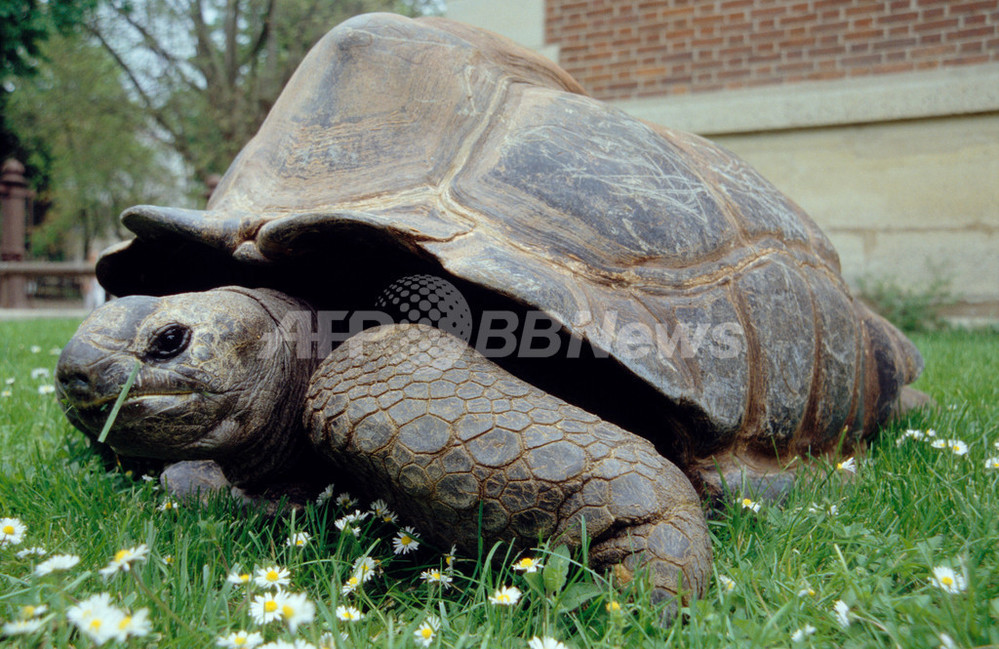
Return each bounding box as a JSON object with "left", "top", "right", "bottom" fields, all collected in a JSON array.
[{"left": 304, "top": 324, "right": 712, "bottom": 613}]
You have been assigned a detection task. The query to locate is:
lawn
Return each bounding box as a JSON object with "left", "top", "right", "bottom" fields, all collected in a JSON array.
[{"left": 0, "top": 320, "right": 997, "bottom": 648}]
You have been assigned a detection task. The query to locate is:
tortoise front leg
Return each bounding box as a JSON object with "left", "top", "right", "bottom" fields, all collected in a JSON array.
[{"left": 304, "top": 324, "right": 712, "bottom": 608}]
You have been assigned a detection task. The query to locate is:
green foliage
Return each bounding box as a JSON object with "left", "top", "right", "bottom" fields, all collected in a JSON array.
[
  {"left": 1, "top": 321, "right": 997, "bottom": 647},
  {"left": 0, "top": 0, "right": 97, "bottom": 79},
  {"left": 856, "top": 273, "right": 954, "bottom": 334},
  {"left": 5, "top": 32, "right": 183, "bottom": 258}
]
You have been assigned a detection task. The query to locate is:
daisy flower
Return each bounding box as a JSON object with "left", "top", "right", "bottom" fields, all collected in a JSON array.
[
  {"left": 931, "top": 439, "right": 947, "bottom": 449},
  {"left": 0, "top": 388, "right": 11, "bottom": 398},
  {"left": 985, "top": 457, "right": 999, "bottom": 470},
  {"left": 99, "top": 544, "right": 149, "bottom": 577},
  {"left": 15, "top": 546, "right": 46, "bottom": 558},
  {"left": 718, "top": 575, "right": 736, "bottom": 592},
  {"left": 30, "top": 368, "right": 50, "bottom": 380},
  {"left": 740, "top": 497, "right": 761, "bottom": 513},
  {"left": 836, "top": 457, "right": 857, "bottom": 473},
  {"left": 226, "top": 570, "right": 253, "bottom": 586},
  {"left": 250, "top": 592, "right": 283, "bottom": 625},
  {"left": 413, "top": 616, "right": 441, "bottom": 648},
  {"left": 797, "top": 585, "right": 816, "bottom": 597},
  {"left": 791, "top": 624, "right": 816, "bottom": 642},
  {"left": 946, "top": 440, "right": 968, "bottom": 456},
  {"left": 939, "top": 633, "right": 957, "bottom": 649},
  {"left": 158, "top": 501, "right": 180, "bottom": 512},
  {"left": 420, "top": 568, "right": 453, "bottom": 587},
  {"left": 341, "top": 574, "right": 362, "bottom": 595},
  {"left": 37, "top": 384, "right": 55, "bottom": 395},
  {"left": 67, "top": 593, "right": 122, "bottom": 645},
  {"left": 335, "top": 493, "right": 357, "bottom": 509},
  {"left": 2, "top": 619, "right": 44, "bottom": 635},
  {"left": 34, "top": 553, "right": 80, "bottom": 576},
  {"left": 254, "top": 565, "right": 291, "bottom": 590},
  {"left": 335, "top": 605, "right": 364, "bottom": 622},
  {"left": 0, "top": 517, "right": 26, "bottom": 546},
  {"left": 19, "top": 604, "right": 47, "bottom": 619},
  {"left": 275, "top": 591, "right": 315, "bottom": 633},
  {"left": 113, "top": 608, "right": 151, "bottom": 640},
  {"left": 512, "top": 556, "right": 544, "bottom": 573},
  {"left": 4, "top": 377, "right": 13, "bottom": 385},
  {"left": 488, "top": 585, "right": 522, "bottom": 606},
  {"left": 285, "top": 532, "right": 311, "bottom": 548},
  {"left": 833, "top": 599, "right": 851, "bottom": 628},
  {"left": 930, "top": 566, "right": 966, "bottom": 593},
  {"left": 315, "top": 484, "right": 335, "bottom": 505},
  {"left": 353, "top": 556, "right": 378, "bottom": 582},
  {"left": 444, "top": 545, "right": 457, "bottom": 570},
  {"left": 370, "top": 499, "right": 391, "bottom": 516},
  {"left": 527, "top": 637, "right": 568, "bottom": 649},
  {"left": 29, "top": 345, "right": 41, "bottom": 353},
  {"left": 216, "top": 630, "right": 264, "bottom": 648},
  {"left": 393, "top": 526, "right": 420, "bottom": 554}
]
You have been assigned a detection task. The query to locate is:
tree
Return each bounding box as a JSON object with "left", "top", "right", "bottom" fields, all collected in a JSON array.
[
  {"left": 5, "top": 32, "right": 182, "bottom": 259},
  {"left": 88, "top": 0, "right": 441, "bottom": 180}
]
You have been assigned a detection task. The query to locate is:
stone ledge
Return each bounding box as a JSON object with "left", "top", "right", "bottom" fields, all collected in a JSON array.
[{"left": 611, "top": 64, "right": 999, "bottom": 135}]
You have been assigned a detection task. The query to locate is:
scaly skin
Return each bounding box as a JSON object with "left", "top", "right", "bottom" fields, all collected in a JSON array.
[{"left": 305, "top": 324, "right": 712, "bottom": 604}]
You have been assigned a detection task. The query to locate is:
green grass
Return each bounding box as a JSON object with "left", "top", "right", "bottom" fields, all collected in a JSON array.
[{"left": 1, "top": 321, "right": 997, "bottom": 648}]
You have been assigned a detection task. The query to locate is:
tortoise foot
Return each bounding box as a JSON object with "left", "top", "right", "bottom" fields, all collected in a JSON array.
[{"left": 304, "top": 324, "right": 712, "bottom": 612}]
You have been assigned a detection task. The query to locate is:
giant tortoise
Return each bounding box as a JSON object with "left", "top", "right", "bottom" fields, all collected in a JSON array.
[{"left": 54, "top": 13, "right": 924, "bottom": 610}]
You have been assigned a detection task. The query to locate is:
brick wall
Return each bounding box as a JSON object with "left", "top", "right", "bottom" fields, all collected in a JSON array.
[{"left": 545, "top": 0, "right": 999, "bottom": 99}]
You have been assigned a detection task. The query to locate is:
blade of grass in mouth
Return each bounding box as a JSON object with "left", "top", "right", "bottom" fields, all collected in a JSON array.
[{"left": 97, "top": 359, "right": 142, "bottom": 444}]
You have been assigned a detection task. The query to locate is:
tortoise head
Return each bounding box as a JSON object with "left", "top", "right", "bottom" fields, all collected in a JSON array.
[{"left": 55, "top": 287, "right": 318, "bottom": 486}]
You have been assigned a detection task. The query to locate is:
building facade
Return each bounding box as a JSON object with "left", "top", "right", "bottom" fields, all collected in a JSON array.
[{"left": 447, "top": 0, "right": 999, "bottom": 323}]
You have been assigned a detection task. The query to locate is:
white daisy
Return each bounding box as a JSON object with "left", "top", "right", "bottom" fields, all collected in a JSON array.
[
  {"left": 527, "top": 636, "right": 567, "bottom": 649},
  {"left": 335, "top": 605, "right": 364, "bottom": 622},
  {"left": 930, "top": 566, "right": 966, "bottom": 594},
  {"left": 37, "top": 384, "right": 55, "bottom": 395},
  {"left": 488, "top": 585, "right": 522, "bottom": 606},
  {"left": 791, "top": 624, "right": 816, "bottom": 642},
  {"left": 985, "top": 457, "right": 999, "bottom": 470},
  {"left": 249, "top": 592, "right": 283, "bottom": 625},
  {"left": 938, "top": 633, "right": 957, "bottom": 649},
  {"left": 413, "top": 616, "right": 441, "bottom": 648},
  {"left": 718, "top": 575, "right": 736, "bottom": 592},
  {"left": 797, "top": 585, "right": 816, "bottom": 597},
  {"left": 315, "top": 484, "right": 335, "bottom": 505},
  {"left": 0, "top": 517, "right": 27, "bottom": 546},
  {"left": 740, "top": 497, "right": 761, "bottom": 512},
  {"left": 370, "top": 499, "right": 391, "bottom": 516},
  {"left": 4, "top": 377, "right": 13, "bottom": 385},
  {"left": 836, "top": 457, "right": 857, "bottom": 473},
  {"left": 0, "top": 388, "right": 11, "bottom": 398},
  {"left": 253, "top": 565, "right": 291, "bottom": 590},
  {"left": 34, "top": 553, "right": 80, "bottom": 576},
  {"left": 2, "top": 619, "right": 44, "bottom": 635},
  {"left": 420, "top": 568, "right": 453, "bottom": 587},
  {"left": 285, "top": 532, "right": 311, "bottom": 548},
  {"left": 29, "top": 345, "right": 41, "bottom": 354},
  {"left": 512, "top": 556, "right": 544, "bottom": 573},
  {"left": 393, "top": 526, "right": 420, "bottom": 554},
  {"left": 15, "top": 546, "right": 46, "bottom": 558},
  {"left": 226, "top": 570, "right": 252, "bottom": 586},
  {"left": 18, "top": 604, "right": 47, "bottom": 619},
  {"left": 216, "top": 630, "right": 264, "bottom": 648},
  {"left": 67, "top": 593, "right": 123, "bottom": 645},
  {"left": 112, "top": 608, "right": 151, "bottom": 640},
  {"left": 158, "top": 501, "right": 180, "bottom": 512},
  {"left": 341, "top": 574, "right": 362, "bottom": 595},
  {"left": 353, "top": 556, "right": 378, "bottom": 582},
  {"left": 99, "top": 544, "right": 149, "bottom": 577},
  {"left": 30, "top": 368, "right": 50, "bottom": 380},
  {"left": 946, "top": 440, "right": 969, "bottom": 456},
  {"left": 335, "top": 493, "right": 357, "bottom": 509},
  {"left": 275, "top": 591, "right": 314, "bottom": 633},
  {"left": 833, "top": 599, "right": 851, "bottom": 628}
]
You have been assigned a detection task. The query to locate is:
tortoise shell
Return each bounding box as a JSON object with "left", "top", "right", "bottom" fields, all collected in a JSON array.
[{"left": 97, "top": 13, "right": 922, "bottom": 476}]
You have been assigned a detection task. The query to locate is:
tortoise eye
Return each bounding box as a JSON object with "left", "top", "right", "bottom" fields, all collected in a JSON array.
[{"left": 147, "top": 324, "right": 191, "bottom": 361}]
